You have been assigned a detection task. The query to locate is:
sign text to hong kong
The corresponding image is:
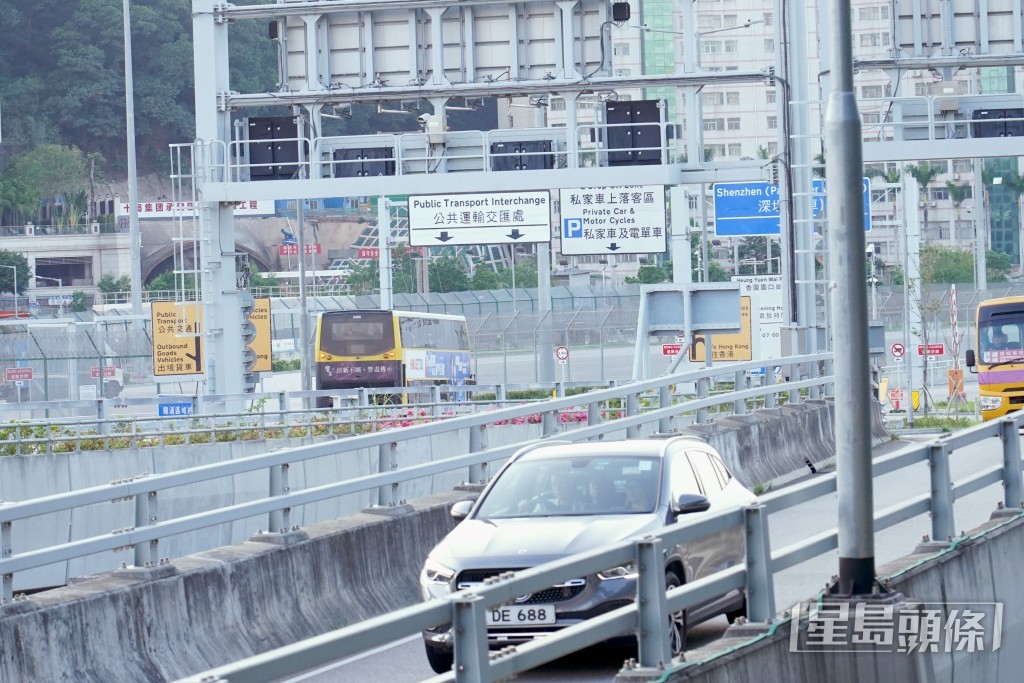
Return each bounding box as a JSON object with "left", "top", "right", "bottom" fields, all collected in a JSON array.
[
  {"left": 713, "top": 179, "right": 870, "bottom": 236},
  {"left": 688, "top": 296, "right": 753, "bottom": 362},
  {"left": 408, "top": 192, "right": 551, "bottom": 246},
  {"left": 250, "top": 298, "right": 273, "bottom": 373},
  {"left": 559, "top": 185, "right": 667, "bottom": 255},
  {"left": 151, "top": 302, "right": 204, "bottom": 376},
  {"left": 278, "top": 243, "right": 322, "bottom": 256}
]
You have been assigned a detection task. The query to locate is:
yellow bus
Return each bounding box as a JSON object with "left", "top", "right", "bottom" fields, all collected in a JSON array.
[
  {"left": 965, "top": 296, "right": 1024, "bottom": 420},
  {"left": 313, "top": 309, "right": 472, "bottom": 406}
]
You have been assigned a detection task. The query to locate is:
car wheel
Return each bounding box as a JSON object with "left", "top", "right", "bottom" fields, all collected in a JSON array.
[
  {"left": 666, "top": 570, "right": 687, "bottom": 657},
  {"left": 424, "top": 643, "right": 454, "bottom": 674},
  {"left": 726, "top": 595, "right": 747, "bottom": 623}
]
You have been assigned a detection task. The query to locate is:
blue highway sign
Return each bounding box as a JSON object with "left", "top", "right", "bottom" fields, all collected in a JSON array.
[{"left": 713, "top": 179, "right": 870, "bottom": 236}]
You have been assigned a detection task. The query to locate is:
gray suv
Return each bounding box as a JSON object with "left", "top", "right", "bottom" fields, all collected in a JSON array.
[{"left": 419, "top": 436, "right": 757, "bottom": 673}]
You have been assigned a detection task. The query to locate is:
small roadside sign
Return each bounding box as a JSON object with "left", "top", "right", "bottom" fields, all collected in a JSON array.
[
  {"left": 152, "top": 301, "right": 204, "bottom": 376},
  {"left": 158, "top": 399, "right": 194, "bottom": 417},
  {"left": 91, "top": 366, "right": 118, "bottom": 379},
  {"left": 555, "top": 346, "right": 569, "bottom": 364},
  {"left": 249, "top": 297, "right": 272, "bottom": 373},
  {"left": 891, "top": 343, "right": 905, "bottom": 358},
  {"left": 662, "top": 343, "right": 683, "bottom": 356},
  {"left": 917, "top": 343, "right": 944, "bottom": 356},
  {"left": 4, "top": 367, "right": 33, "bottom": 382}
]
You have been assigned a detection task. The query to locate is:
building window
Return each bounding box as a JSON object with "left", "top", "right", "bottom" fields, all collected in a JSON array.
[
  {"left": 702, "top": 92, "right": 725, "bottom": 106},
  {"left": 704, "top": 118, "right": 725, "bottom": 131},
  {"left": 930, "top": 187, "right": 950, "bottom": 201},
  {"left": 613, "top": 42, "right": 630, "bottom": 57},
  {"left": 861, "top": 85, "right": 884, "bottom": 99},
  {"left": 702, "top": 41, "right": 723, "bottom": 54},
  {"left": 863, "top": 112, "right": 880, "bottom": 124},
  {"left": 725, "top": 65, "right": 739, "bottom": 71},
  {"left": 766, "top": 142, "right": 778, "bottom": 155},
  {"left": 723, "top": 15, "right": 738, "bottom": 28},
  {"left": 705, "top": 144, "right": 726, "bottom": 158},
  {"left": 914, "top": 82, "right": 929, "bottom": 96},
  {"left": 728, "top": 143, "right": 742, "bottom": 156},
  {"left": 698, "top": 16, "right": 721, "bottom": 30},
  {"left": 766, "top": 89, "right": 776, "bottom": 103},
  {"left": 764, "top": 39, "right": 774, "bottom": 53},
  {"left": 952, "top": 159, "right": 972, "bottom": 174},
  {"left": 859, "top": 32, "right": 891, "bottom": 47},
  {"left": 614, "top": 68, "right": 631, "bottom": 77},
  {"left": 858, "top": 6, "right": 889, "bottom": 21},
  {"left": 726, "top": 91, "right": 741, "bottom": 105},
  {"left": 767, "top": 115, "right": 778, "bottom": 129},
  {"left": 727, "top": 118, "right": 741, "bottom": 130},
  {"left": 763, "top": 12, "right": 773, "bottom": 26},
  {"left": 549, "top": 98, "right": 565, "bottom": 111},
  {"left": 724, "top": 40, "right": 739, "bottom": 53}
]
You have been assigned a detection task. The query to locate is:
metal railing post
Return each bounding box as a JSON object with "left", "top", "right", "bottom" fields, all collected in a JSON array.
[
  {"left": 636, "top": 536, "right": 671, "bottom": 668},
  {"left": 378, "top": 442, "right": 397, "bottom": 506},
  {"left": 269, "top": 463, "right": 290, "bottom": 533},
  {"left": 1000, "top": 417, "right": 1024, "bottom": 509},
  {"left": 928, "top": 441, "right": 955, "bottom": 542},
  {"left": 626, "top": 393, "right": 640, "bottom": 439},
  {"left": 823, "top": 359, "right": 835, "bottom": 398},
  {"left": 744, "top": 504, "right": 776, "bottom": 623},
  {"left": 696, "top": 377, "right": 709, "bottom": 424},
  {"left": 496, "top": 384, "right": 507, "bottom": 409},
  {"left": 468, "top": 425, "right": 488, "bottom": 485},
  {"left": 1, "top": 503, "right": 12, "bottom": 602},
  {"left": 277, "top": 391, "right": 287, "bottom": 414},
  {"left": 542, "top": 410, "right": 557, "bottom": 437},
  {"left": 133, "top": 485, "right": 157, "bottom": 568},
  {"left": 658, "top": 386, "right": 672, "bottom": 433},
  {"left": 733, "top": 370, "right": 747, "bottom": 415},
  {"left": 452, "top": 593, "right": 489, "bottom": 681},
  {"left": 97, "top": 399, "right": 108, "bottom": 435},
  {"left": 430, "top": 385, "right": 442, "bottom": 417}
]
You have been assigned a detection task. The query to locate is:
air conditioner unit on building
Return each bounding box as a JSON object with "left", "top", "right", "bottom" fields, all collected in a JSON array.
[
  {"left": 952, "top": 173, "right": 960, "bottom": 180},
  {"left": 910, "top": 70, "right": 922, "bottom": 77},
  {"left": 930, "top": 201, "right": 938, "bottom": 207}
]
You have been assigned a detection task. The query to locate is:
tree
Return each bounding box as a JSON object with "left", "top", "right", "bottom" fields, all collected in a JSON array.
[
  {"left": 146, "top": 271, "right": 196, "bottom": 293},
  {"left": 470, "top": 265, "right": 500, "bottom": 290},
  {"left": 624, "top": 263, "right": 671, "bottom": 284},
  {"left": 0, "top": 250, "right": 30, "bottom": 295},
  {"left": 98, "top": 274, "right": 132, "bottom": 295},
  {"left": 904, "top": 162, "right": 942, "bottom": 237},
  {"left": 343, "top": 260, "right": 379, "bottom": 295},
  {"left": 737, "top": 236, "right": 781, "bottom": 274},
  {"left": 0, "top": 145, "right": 91, "bottom": 224},
  {"left": 689, "top": 234, "right": 730, "bottom": 282},
  {"left": 429, "top": 255, "right": 471, "bottom": 292}
]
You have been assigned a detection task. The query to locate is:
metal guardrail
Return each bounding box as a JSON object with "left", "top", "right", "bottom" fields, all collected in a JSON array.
[
  {"left": 0, "top": 354, "right": 831, "bottom": 602},
  {"left": 177, "top": 406, "right": 1024, "bottom": 683}
]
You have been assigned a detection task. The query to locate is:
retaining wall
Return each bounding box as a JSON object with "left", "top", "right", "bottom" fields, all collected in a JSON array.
[{"left": 651, "top": 512, "right": 1024, "bottom": 683}]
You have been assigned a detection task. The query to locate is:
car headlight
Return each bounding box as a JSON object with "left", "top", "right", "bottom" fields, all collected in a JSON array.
[
  {"left": 421, "top": 557, "right": 456, "bottom": 586},
  {"left": 980, "top": 396, "right": 1003, "bottom": 411},
  {"left": 597, "top": 562, "right": 638, "bottom": 580}
]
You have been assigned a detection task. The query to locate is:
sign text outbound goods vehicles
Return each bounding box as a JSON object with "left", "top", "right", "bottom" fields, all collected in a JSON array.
[
  {"left": 965, "top": 296, "right": 1024, "bottom": 420},
  {"left": 312, "top": 309, "right": 473, "bottom": 407}
]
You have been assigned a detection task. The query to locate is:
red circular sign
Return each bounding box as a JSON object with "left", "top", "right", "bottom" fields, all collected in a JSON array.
[
  {"left": 891, "top": 343, "right": 905, "bottom": 358},
  {"left": 555, "top": 346, "right": 569, "bottom": 360}
]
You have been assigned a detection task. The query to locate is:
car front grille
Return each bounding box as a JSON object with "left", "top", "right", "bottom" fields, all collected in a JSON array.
[{"left": 455, "top": 568, "right": 587, "bottom": 604}]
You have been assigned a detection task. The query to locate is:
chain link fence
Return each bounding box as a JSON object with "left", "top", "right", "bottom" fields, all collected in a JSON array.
[{"left": 3, "top": 282, "right": 1022, "bottom": 402}]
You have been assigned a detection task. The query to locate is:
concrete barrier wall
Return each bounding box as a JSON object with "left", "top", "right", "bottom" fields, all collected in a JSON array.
[
  {"left": 1, "top": 402, "right": 847, "bottom": 591},
  {"left": 0, "top": 402, "right": 856, "bottom": 681},
  {"left": 654, "top": 512, "right": 1024, "bottom": 683},
  {"left": 0, "top": 492, "right": 468, "bottom": 683}
]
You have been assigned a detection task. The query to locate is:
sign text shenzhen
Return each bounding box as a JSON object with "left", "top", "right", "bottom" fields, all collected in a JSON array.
[
  {"left": 408, "top": 191, "right": 550, "bottom": 246},
  {"left": 151, "top": 302, "right": 204, "bottom": 376},
  {"left": 559, "top": 185, "right": 667, "bottom": 255},
  {"left": 713, "top": 179, "right": 870, "bottom": 236}
]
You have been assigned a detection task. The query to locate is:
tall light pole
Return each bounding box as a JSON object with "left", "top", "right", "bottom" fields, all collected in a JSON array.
[
  {"left": 122, "top": 0, "right": 143, "bottom": 315},
  {"left": 0, "top": 265, "right": 17, "bottom": 320},
  {"left": 35, "top": 275, "right": 65, "bottom": 316}
]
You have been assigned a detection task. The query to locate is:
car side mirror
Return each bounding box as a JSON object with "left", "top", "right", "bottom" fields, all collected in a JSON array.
[
  {"left": 965, "top": 349, "right": 976, "bottom": 369},
  {"left": 675, "top": 493, "right": 711, "bottom": 514},
  {"left": 450, "top": 499, "right": 474, "bottom": 521}
]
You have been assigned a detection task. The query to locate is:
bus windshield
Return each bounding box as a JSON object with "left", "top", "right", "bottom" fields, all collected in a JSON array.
[{"left": 319, "top": 311, "right": 395, "bottom": 357}]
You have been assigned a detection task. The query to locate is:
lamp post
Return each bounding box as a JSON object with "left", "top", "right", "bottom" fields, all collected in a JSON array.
[
  {"left": 35, "top": 276, "right": 65, "bottom": 316},
  {"left": 0, "top": 265, "right": 17, "bottom": 320}
]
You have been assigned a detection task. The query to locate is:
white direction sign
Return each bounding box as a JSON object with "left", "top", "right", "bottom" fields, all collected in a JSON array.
[
  {"left": 559, "top": 185, "right": 667, "bottom": 255},
  {"left": 408, "top": 191, "right": 551, "bottom": 246}
]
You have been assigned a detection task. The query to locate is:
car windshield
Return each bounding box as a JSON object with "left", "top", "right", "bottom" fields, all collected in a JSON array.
[{"left": 474, "top": 455, "right": 661, "bottom": 519}]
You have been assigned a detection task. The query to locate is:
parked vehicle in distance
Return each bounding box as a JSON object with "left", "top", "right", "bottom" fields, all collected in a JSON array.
[
  {"left": 419, "top": 436, "right": 756, "bottom": 674},
  {"left": 312, "top": 309, "right": 472, "bottom": 406},
  {"left": 965, "top": 295, "right": 1024, "bottom": 420}
]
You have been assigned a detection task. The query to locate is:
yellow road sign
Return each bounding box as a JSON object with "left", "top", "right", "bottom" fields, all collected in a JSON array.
[
  {"left": 689, "top": 296, "right": 753, "bottom": 362},
  {"left": 152, "top": 301, "right": 204, "bottom": 376},
  {"left": 250, "top": 298, "right": 272, "bottom": 373}
]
